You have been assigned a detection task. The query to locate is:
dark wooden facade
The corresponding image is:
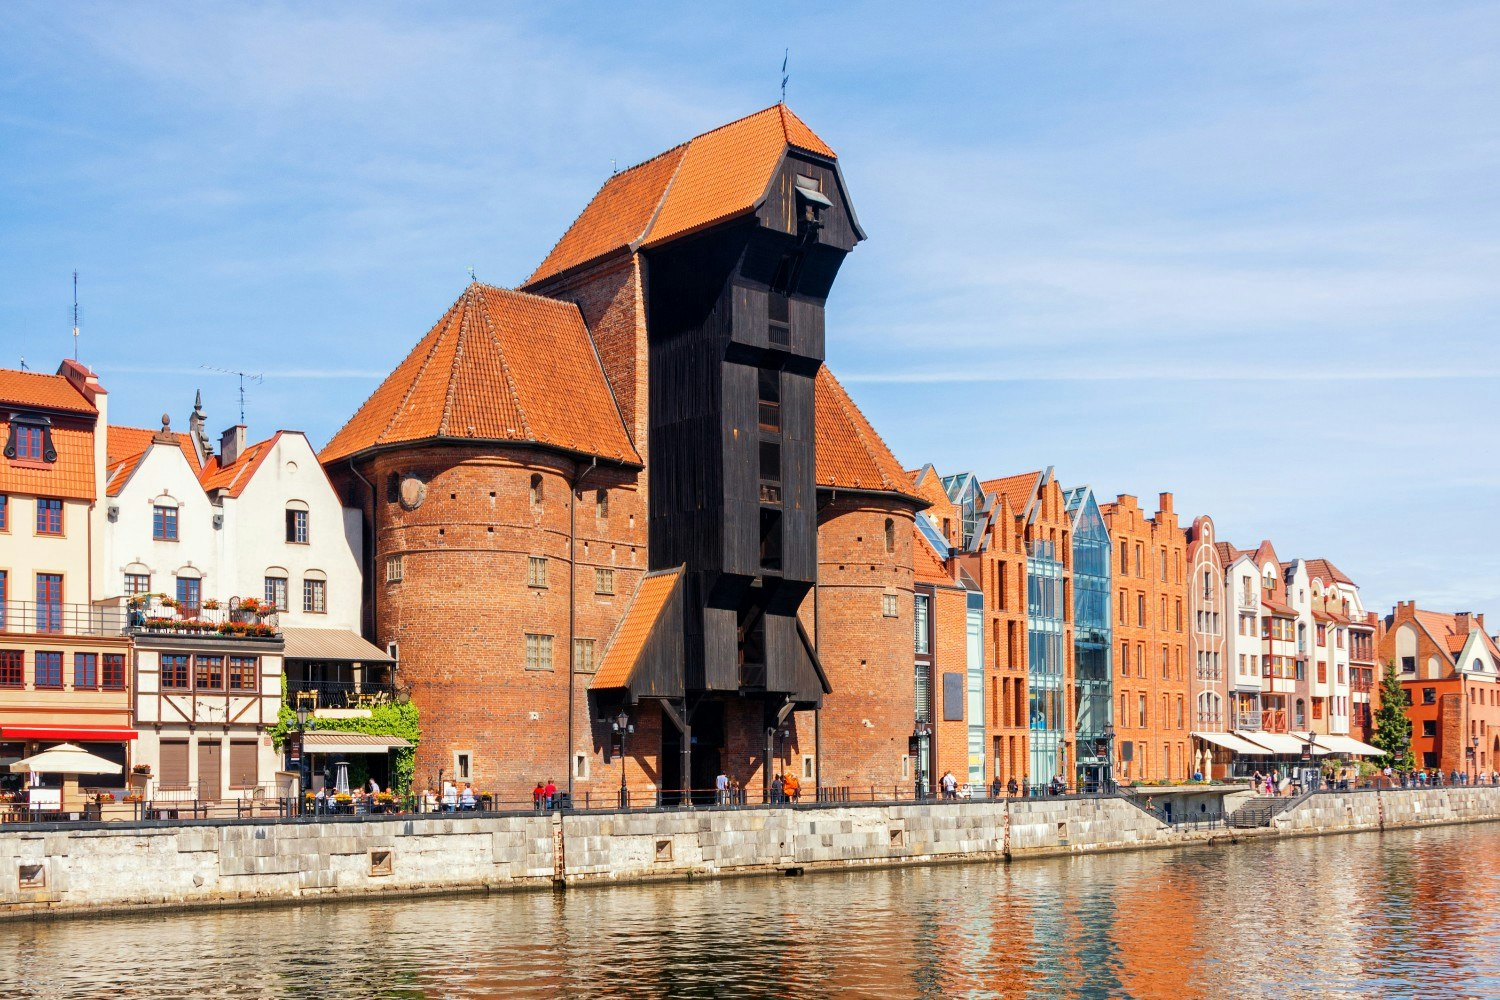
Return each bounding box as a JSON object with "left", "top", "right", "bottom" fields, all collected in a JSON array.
[{"left": 645, "top": 152, "right": 857, "bottom": 728}]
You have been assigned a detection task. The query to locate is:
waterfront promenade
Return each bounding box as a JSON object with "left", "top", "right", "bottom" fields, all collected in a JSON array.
[{"left": 3, "top": 784, "right": 1498, "bottom": 921}]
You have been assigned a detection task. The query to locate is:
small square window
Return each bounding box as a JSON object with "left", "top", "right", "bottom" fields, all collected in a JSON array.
[
  {"left": 302, "top": 578, "right": 326, "bottom": 614},
  {"left": 882, "top": 593, "right": 899, "bottom": 618},
  {"left": 573, "top": 638, "right": 596, "bottom": 674},
  {"left": 385, "top": 555, "right": 404, "bottom": 583},
  {"left": 285, "top": 508, "right": 309, "bottom": 544},
  {"left": 595, "top": 568, "right": 615, "bottom": 595},
  {"left": 595, "top": 489, "right": 609, "bottom": 519},
  {"left": 525, "top": 634, "right": 554, "bottom": 671},
  {"left": 153, "top": 505, "right": 179, "bottom": 541},
  {"left": 528, "top": 557, "right": 549, "bottom": 588},
  {"left": 453, "top": 751, "right": 472, "bottom": 781},
  {"left": 36, "top": 498, "right": 63, "bottom": 535}
]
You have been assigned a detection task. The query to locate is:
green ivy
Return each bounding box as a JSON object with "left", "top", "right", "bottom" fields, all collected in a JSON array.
[{"left": 270, "top": 678, "right": 421, "bottom": 794}]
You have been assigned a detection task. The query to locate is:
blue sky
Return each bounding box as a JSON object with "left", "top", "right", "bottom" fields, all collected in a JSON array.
[{"left": 2, "top": 3, "right": 1497, "bottom": 616}]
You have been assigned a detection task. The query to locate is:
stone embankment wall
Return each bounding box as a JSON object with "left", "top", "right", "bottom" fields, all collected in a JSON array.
[
  {"left": 2, "top": 787, "right": 1496, "bottom": 921},
  {"left": 1275, "top": 786, "right": 1500, "bottom": 835}
]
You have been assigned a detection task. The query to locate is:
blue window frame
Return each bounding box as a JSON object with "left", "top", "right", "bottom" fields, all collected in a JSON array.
[
  {"left": 36, "top": 498, "right": 63, "bottom": 535},
  {"left": 35, "top": 651, "right": 62, "bottom": 688},
  {"left": 153, "top": 505, "right": 179, "bottom": 541}
]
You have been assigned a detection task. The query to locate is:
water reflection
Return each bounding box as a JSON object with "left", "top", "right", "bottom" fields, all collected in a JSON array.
[{"left": 5, "top": 824, "right": 1499, "bottom": 999}]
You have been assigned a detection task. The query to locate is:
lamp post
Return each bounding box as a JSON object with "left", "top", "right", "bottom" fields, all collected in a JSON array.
[
  {"left": 613, "top": 710, "right": 633, "bottom": 810},
  {"left": 294, "top": 699, "right": 310, "bottom": 814},
  {"left": 913, "top": 720, "right": 931, "bottom": 799},
  {"left": 1469, "top": 736, "right": 1479, "bottom": 784},
  {"left": 1101, "top": 723, "right": 1116, "bottom": 793}
]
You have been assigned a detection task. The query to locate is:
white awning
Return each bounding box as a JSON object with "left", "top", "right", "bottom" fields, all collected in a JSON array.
[
  {"left": 1315, "top": 734, "right": 1385, "bottom": 756},
  {"left": 1193, "top": 731, "right": 1272, "bottom": 755},
  {"left": 301, "top": 732, "right": 411, "bottom": 755},
  {"left": 1235, "top": 731, "right": 1331, "bottom": 756}
]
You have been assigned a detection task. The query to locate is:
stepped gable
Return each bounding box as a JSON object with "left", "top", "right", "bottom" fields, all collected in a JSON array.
[
  {"left": 814, "top": 367, "right": 923, "bottom": 505},
  {"left": 320, "top": 283, "right": 640, "bottom": 467},
  {"left": 525, "top": 104, "right": 840, "bottom": 286}
]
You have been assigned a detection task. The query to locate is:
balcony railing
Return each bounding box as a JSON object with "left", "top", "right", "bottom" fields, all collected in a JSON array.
[
  {"left": 1195, "top": 712, "right": 1224, "bottom": 727},
  {"left": 1237, "top": 593, "right": 1257, "bottom": 611},
  {"left": 1195, "top": 668, "right": 1223, "bottom": 682},
  {"left": 1236, "top": 712, "right": 1261, "bottom": 731},
  {"left": 0, "top": 601, "right": 128, "bottom": 637},
  {"left": 128, "top": 600, "right": 280, "bottom": 639},
  {"left": 287, "top": 678, "right": 396, "bottom": 710}
]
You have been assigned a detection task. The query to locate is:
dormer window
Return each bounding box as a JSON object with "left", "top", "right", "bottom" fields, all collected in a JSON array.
[{"left": 5, "top": 415, "right": 56, "bottom": 464}]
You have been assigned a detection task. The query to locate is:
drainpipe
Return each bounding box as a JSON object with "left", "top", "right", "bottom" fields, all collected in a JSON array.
[{"left": 568, "top": 457, "right": 598, "bottom": 805}]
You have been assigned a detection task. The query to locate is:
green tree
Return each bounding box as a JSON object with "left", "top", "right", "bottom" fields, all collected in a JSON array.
[{"left": 1372, "top": 660, "right": 1413, "bottom": 771}]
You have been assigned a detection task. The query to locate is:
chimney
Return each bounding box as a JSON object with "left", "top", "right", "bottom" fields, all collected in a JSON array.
[
  {"left": 1158, "top": 491, "right": 1174, "bottom": 515},
  {"left": 1478, "top": 613, "right": 1486, "bottom": 631},
  {"left": 220, "top": 425, "right": 246, "bottom": 467},
  {"left": 1455, "top": 612, "right": 1473, "bottom": 634}
]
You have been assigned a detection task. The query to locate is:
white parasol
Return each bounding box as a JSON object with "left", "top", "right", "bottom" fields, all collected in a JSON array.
[{"left": 8, "top": 743, "right": 121, "bottom": 776}]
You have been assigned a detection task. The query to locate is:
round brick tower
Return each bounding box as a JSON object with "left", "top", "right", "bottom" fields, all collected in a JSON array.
[{"left": 320, "top": 284, "right": 644, "bottom": 800}]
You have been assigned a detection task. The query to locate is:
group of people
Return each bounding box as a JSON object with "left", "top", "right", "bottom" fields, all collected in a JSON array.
[
  {"left": 767, "top": 771, "right": 801, "bottom": 804},
  {"left": 311, "top": 777, "right": 390, "bottom": 813},
  {"left": 531, "top": 779, "right": 559, "bottom": 812},
  {"left": 418, "top": 780, "right": 479, "bottom": 812},
  {"left": 1387, "top": 767, "right": 1497, "bottom": 788},
  {"left": 937, "top": 771, "right": 1063, "bottom": 799}
]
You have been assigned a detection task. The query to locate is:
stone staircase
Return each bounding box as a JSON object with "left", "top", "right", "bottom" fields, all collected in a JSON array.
[{"left": 1228, "top": 793, "right": 1310, "bottom": 828}]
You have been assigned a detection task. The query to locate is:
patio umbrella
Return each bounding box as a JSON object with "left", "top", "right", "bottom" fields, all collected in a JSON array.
[{"left": 9, "top": 743, "right": 121, "bottom": 775}]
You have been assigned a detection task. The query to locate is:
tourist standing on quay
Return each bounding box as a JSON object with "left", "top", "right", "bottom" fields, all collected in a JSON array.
[
  {"left": 784, "top": 771, "right": 800, "bottom": 804},
  {"left": 544, "top": 779, "right": 557, "bottom": 810},
  {"left": 1007, "top": 776, "right": 1019, "bottom": 797},
  {"left": 940, "top": 770, "right": 957, "bottom": 800},
  {"left": 533, "top": 782, "right": 545, "bottom": 812},
  {"left": 716, "top": 770, "right": 729, "bottom": 805}
]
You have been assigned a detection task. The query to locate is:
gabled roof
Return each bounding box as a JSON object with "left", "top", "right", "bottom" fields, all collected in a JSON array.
[
  {"left": 200, "top": 432, "right": 282, "bottom": 498},
  {"left": 1303, "top": 558, "right": 1355, "bottom": 587},
  {"left": 982, "top": 471, "right": 1044, "bottom": 519},
  {"left": 591, "top": 567, "right": 684, "bottom": 694},
  {"left": 105, "top": 425, "right": 204, "bottom": 497},
  {"left": 815, "top": 367, "right": 923, "bottom": 504},
  {"left": 320, "top": 283, "right": 640, "bottom": 468},
  {"left": 912, "top": 525, "right": 954, "bottom": 586},
  {"left": 0, "top": 368, "right": 96, "bottom": 414},
  {"left": 1215, "top": 542, "right": 1248, "bottom": 566},
  {"left": 525, "top": 104, "right": 841, "bottom": 286}
]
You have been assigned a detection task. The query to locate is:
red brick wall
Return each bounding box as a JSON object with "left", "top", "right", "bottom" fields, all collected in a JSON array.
[
  {"left": 964, "top": 495, "right": 1029, "bottom": 788},
  {"left": 931, "top": 583, "right": 970, "bottom": 786},
  {"left": 1102, "top": 493, "right": 1190, "bottom": 783},
  {"left": 359, "top": 444, "right": 646, "bottom": 801},
  {"left": 812, "top": 497, "right": 916, "bottom": 792}
]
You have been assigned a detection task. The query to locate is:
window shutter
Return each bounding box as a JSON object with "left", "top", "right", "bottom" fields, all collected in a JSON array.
[
  {"left": 160, "top": 740, "right": 190, "bottom": 788},
  {"left": 229, "top": 741, "right": 258, "bottom": 788}
]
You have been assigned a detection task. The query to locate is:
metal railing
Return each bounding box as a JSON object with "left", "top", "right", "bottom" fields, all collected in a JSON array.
[
  {"left": 0, "top": 600, "right": 128, "bottom": 637},
  {"left": 286, "top": 679, "right": 396, "bottom": 709},
  {"left": 129, "top": 602, "right": 280, "bottom": 639}
]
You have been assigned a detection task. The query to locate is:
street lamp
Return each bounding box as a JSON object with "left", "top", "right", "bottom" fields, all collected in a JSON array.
[
  {"left": 1102, "top": 723, "right": 1115, "bottom": 792},
  {"left": 294, "top": 698, "right": 310, "bottom": 814},
  {"left": 612, "top": 710, "right": 633, "bottom": 809},
  {"left": 913, "top": 721, "right": 932, "bottom": 799},
  {"left": 1469, "top": 736, "right": 1479, "bottom": 783}
]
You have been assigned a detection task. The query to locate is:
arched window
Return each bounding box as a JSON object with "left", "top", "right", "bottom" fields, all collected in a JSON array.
[
  {"left": 529, "top": 474, "right": 543, "bottom": 507},
  {"left": 173, "top": 565, "right": 202, "bottom": 616},
  {"left": 152, "top": 495, "right": 180, "bottom": 542},
  {"left": 264, "top": 567, "right": 289, "bottom": 612},
  {"left": 1294, "top": 699, "right": 1306, "bottom": 729},
  {"left": 302, "top": 568, "right": 327, "bottom": 614},
  {"left": 285, "top": 499, "right": 309, "bottom": 544},
  {"left": 884, "top": 518, "right": 895, "bottom": 554}
]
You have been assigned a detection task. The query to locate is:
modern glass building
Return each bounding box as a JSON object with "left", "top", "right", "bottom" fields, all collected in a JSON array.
[
  {"left": 1065, "top": 485, "right": 1113, "bottom": 790},
  {"left": 941, "top": 472, "right": 986, "bottom": 552},
  {"left": 1027, "top": 536, "right": 1066, "bottom": 787}
]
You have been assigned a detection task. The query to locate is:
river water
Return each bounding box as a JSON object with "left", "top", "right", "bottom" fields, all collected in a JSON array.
[{"left": 4, "top": 823, "right": 1497, "bottom": 999}]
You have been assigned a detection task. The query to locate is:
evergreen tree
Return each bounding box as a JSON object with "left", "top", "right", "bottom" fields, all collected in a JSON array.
[{"left": 1372, "top": 660, "right": 1413, "bottom": 771}]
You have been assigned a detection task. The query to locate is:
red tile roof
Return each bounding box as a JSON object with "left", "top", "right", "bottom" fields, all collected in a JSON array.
[
  {"left": 1303, "top": 558, "right": 1354, "bottom": 586},
  {"left": 814, "top": 367, "right": 922, "bottom": 503},
  {"left": 200, "top": 432, "right": 281, "bottom": 498},
  {"left": 982, "top": 472, "right": 1044, "bottom": 512},
  {"left": 526, "top": 105, "right": 838, "bottom": 286},
  {"left": 105, "top": 425, "right": 204, "bottom": 497},
  {"left": 0, "top": 369, "right": 96, "bottom": 414},
  {"left": 591, "top": 568, "right": 682, "bottom": 691},
  {"left": 0, "top": 419, "right": 95, "bottom": 501},
  {"left": 912, "top": 527, "right": 953, "bottom": 586},
  {"left": 320, "top": 283, "right": 640, "bottom": 468}
]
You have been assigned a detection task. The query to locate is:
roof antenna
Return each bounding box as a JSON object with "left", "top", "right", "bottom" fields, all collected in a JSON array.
[
  {"left": 71, "top": 270, "right": 80, "bottom": 361},
  {"left": 200, "top": 364, "right": 263, "bottom": 424},
  {"left": 781, "top": 48, "right": 789, "bottom": 104},
  {"left": 18, "top": 356, "right": 27, "bottom": 371},
  {"left": 610, "top": 157, "right": 617, "bottom": 175}
]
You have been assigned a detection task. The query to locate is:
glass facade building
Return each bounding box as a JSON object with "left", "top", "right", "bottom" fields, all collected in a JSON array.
[
  {"left": 1065, "top": 486, "right": 1113, "bottom": 790},
  {"left": 1027, "top": 537, "right": 1066, "bottom": 787},
  {"left": 966, "top": 591, "right": 985, "bottom": 785}
]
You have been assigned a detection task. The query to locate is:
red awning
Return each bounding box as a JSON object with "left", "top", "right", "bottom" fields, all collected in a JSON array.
[{"left": 0, "top": 726, "right": 138, "bottom": 742}]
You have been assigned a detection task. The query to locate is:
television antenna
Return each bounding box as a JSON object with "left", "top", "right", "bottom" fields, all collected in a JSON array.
[
  {"left": 72, "top": 270, "right": 80, "bottom": 361},
  {"left": 200, "top": 364, "right": 263, "bottom": 423}
]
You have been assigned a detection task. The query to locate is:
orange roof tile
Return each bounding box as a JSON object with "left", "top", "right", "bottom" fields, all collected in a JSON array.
[
  {"left": 1412, "top": 609, "right": 1459, "bottom": 642},
  {"left": 912, "top": 527, "right": 953, "bottom": 586},
  {"left": 0, "top": 417, "right": 95, "bottom": 501},
  {"left": 1304, "top": 558, "right": 1355, "bottom": 586},
  {"left": 320, "top": 284, "right": 640, "bottom": 468},
  {"left": 526, "top": 105, "right": 838, "bottom": 286},
  {"left": 200, "top": 432, "right": 280, "bottom": 498},
  {"left": 105, "top": 425, "right": 204, "bottom": 497},
  {"left": 591, "top": 568, "right": 682, "bottom": 691},
  {"left": 814, "top": 367, "right": 923, "bottom": 504},
  {"left": 0, "top": 369, "right": 95, "bottom": 414},
  {"left": 982, "top": 472, "right": 1044, "bottom": 512}
]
